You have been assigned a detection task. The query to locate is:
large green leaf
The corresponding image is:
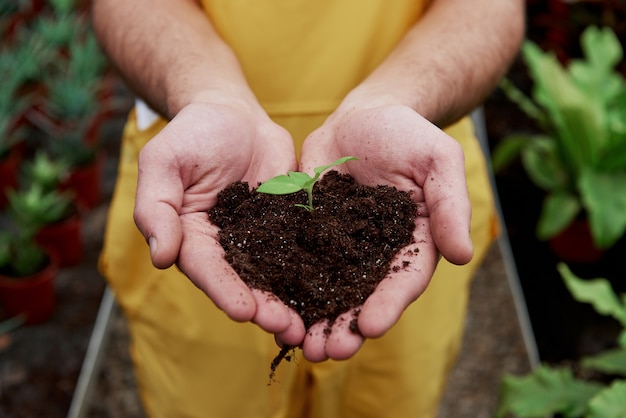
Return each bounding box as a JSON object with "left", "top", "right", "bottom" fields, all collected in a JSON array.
[
  {"left": 569, "top": 26, "right": 624, "bottom": 104},
  {"left": 536, "top": 191, "right": 581, "bottom": 240},
  {"left": 499, "top": 78, "right": 550, "bottom": 130},
  {"left": 604, "top": 90, "right": 626, "bottom": 171},
  {"left": 582, "top": 349, "right": 626, "bottom": 377},
  {"left": 521, "top": 136, "right": 570, "bottom": 191},
  {"left": 578, "top": 169, "right": 626, "bottom": 249},
  {"left": 490, "top": 135, "right": 529, "bottom": 173},
  {"left": 588, "top": 381, "right": 626, "bottom": 418},
  {"left": 497, "top": 366, "right": 603, "bottom": 418},
  {"left": 522, "top": 41, "right": 604, "bottom": 175},
  {"left": 256, "top": 174, "right": 306, "bottom": 195},
  {"left": 554, "top": 104, "right": 606, "bottom": 172},
  {"left": 558, "top": 263, "right": 626, "bottom": 324}
]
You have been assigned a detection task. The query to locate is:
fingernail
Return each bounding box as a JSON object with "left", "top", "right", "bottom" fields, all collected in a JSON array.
[{"left": 148, "top": 236, "right": 157, "bottom": 258}]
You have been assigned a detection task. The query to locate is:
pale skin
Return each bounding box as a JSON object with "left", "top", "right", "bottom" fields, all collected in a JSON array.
[{"left": 93, "top": 0, "right": 525, "bottom": 362}]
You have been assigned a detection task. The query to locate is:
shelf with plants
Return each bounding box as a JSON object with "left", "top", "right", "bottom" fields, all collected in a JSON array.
[
  {"left": 2, "top": 0, "right": 113, "bottom": 211},
  {"left": 1, "top": 0, "right": 116, "bottom": 325}
]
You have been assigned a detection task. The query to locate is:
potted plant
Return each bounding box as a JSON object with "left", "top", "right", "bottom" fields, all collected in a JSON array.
[
  {"left": 497, "top": 264, "right": 626, "bottom": 418},
  {"left": 492, "top": 26, "right": 626, "bottom": 262},
  {"left": 26, "top": 34, "right": 108, "bottom": 211},
  {"left": 0, "top": 217, "right": 58, "bottom": 325},
  {"left": 11, "top": 152, "right": 84, "bottom": 267}
]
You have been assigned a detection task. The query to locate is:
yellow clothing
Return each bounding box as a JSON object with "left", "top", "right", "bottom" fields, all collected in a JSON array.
[{"left": 100, "top": 1, "right": 498, "bottom": 417}]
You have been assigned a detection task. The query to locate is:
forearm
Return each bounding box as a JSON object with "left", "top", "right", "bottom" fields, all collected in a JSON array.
[
  {"left": 91, "top": 0, "right": 261, "bottom": 119},
  {"left": 346, "top": 0, "right": 525, "bottom": 127}
]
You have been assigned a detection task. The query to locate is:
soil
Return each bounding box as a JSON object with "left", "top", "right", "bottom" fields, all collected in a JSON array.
[{"left": 209, "top": 170, "right": 417, "bottom": 332}]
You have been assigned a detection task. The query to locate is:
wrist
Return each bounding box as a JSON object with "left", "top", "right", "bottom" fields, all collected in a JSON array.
[{"left": 167, "top": 84, "right": 267, "bottom": 121}]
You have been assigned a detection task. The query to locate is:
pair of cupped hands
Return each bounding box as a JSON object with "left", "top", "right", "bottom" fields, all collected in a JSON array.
[{"left": 133, "top": 97, "right": 473, "bottom": 362}]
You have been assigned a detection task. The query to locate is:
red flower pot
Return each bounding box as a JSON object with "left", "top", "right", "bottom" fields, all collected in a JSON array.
[
  {"left": 548, "top": 218, "right": 604, "bottom": 263},
  {"left": 61, "top": 154, "right": 104, "bottom": 212},
  {"left": 0, "top": 257, "right": 58, "bottom": 325},
  {"left": 36, "top": 213, "right": 84, "bottom": 268}
]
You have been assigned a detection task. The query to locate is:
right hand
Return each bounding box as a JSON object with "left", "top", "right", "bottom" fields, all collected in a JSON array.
[{"left": 132, "top": 100, "right": 307, "bottom": 346}]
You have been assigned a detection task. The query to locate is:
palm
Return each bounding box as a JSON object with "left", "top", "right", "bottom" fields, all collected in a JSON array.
[
  {"left": 299, "top": 105, "right": 473, "bottom": 361},
  {"left": 133, "top": 102, "right": 306, "bottom": 343}
]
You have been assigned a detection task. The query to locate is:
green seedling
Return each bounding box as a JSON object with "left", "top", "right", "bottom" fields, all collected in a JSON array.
[{"left": 256, "top": 156, "right": 358, "bottom": 211}]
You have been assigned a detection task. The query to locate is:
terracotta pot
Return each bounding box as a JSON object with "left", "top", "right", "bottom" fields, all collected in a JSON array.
[
  {"left": 0, "top": 145, "right": 23, "bottom": 210},
  {"left": 548, "top": 218, "right": 604, "bottom": 263},
  {"left": 36, "top": 213, "right": 84, "bottom": 268},
  {"left": 0, "top": 257, "right": 58, "bottom": 325},
  {"left": 61, "top": 153, "right": 104, "bottom": 212}
]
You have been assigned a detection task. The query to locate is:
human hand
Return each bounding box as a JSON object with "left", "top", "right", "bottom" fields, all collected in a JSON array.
[
  {"left": 133, "top": 101, "right": 308, "bottom": 346},
  {"left": 298, "top": 104, "right": 474, "bottom": 361}
]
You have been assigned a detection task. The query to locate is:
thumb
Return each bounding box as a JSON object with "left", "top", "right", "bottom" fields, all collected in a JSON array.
[
  {"left": 424, "top": 145, "right": 474, "bottom": 265},
  {"left": 133, "top": 151, "right": 184, "bottom": 269}
]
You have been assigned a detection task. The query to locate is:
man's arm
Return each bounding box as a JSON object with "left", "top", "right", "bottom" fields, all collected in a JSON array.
[
  {"left": 341, "top": 0, "right": 525, "bottom": 127},
  {"left": 92, "top": 0, "right": 303, "bottom": 341},
  {"left": 91, "top": 0, "right": 261, "bottom": 119},
  {"left": 299, "top": 0, "right": 525, "bottom": 360}
]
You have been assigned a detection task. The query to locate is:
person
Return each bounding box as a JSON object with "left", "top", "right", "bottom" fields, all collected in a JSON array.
[{"left": 92, "top": 1, "right": 524, "bottom": 417}]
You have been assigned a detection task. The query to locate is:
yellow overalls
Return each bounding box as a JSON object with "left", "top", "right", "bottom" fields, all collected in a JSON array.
[{"left": 99, "top": 1, "right": 499, "bottom": 416}]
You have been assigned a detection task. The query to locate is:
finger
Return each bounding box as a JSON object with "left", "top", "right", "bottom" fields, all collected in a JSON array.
[
  {"left": 177, "top": 215, "right": 257, "bottom": 322},
  {"left": 424, "top": 140, "right": 474, "bottom": 265},
  {"left": 274, "top": 309, "right": 306, "bottom": 347},
  {"left": 134, "top": 142, "right": 185, "bottom": 269},
  {"left": 357, "top": 219, "right": 438, "bottom": 338},
  {"left": 301, "top": 321, "right": 330, "bottom": 362},
  {"left": 324, "top": 311, "right": 365, "bottom": 360},
  {"left": 250, "top": 289, "right": 294, "bottom": 334}
]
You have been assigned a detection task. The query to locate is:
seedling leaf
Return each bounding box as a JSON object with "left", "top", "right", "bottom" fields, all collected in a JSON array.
[
  {"left": 287, "top": 171, "right": 312, "bottom": 187},
  {"left": 257, "top": 156, "right": 358, "bottom": 211},
  {"left": 313, "top": 156, "right": 358, "bottom": 176},
  {"left": 256, "top": 174, "right": 305, "bottom": 195}
]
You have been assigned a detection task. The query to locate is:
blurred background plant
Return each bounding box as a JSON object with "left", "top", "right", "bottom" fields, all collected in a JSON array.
[
  {"left": 1, "top": 0, "right": 116, "bottom": 269},
  {"left": 492, "top": 26, "right": 626, "bottom": 253},
  {"left": 497, "top": 264, "right": 626, "bottom": 418}
]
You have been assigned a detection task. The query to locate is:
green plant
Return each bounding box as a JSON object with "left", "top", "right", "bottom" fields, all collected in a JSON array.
[
  {"left": 66, "top": 32, "right": 107, "bottom": 85},
  {"left": 497, "top": 263, "right": 626, "bottom": 418},
  {"left": 31, "top": 0, "right": 84, "bottom": 49},
  {"left": 47, "top": 126, "right": 100, "bottom": 167},
  {"left": 0, "top": 228, "right": 47, "bottom": 278},
  {"left": 8, "top": 29, "right": 55, "bottom": 86},
  {"left": 256, "top": 156, "right": 358, "bottom": 211},
  {"left": 22, "top": 151, "right": 70, "bottom": 191},
  {"left": 0, "top": 40, "right": 42, "bottom": 158},
  {"left": 42, "top": 69, "right": 100, "bottom": 122},
  {"left": 492, "top": 26, "right": 626, "bottom": 249},
  {"left": 7, "top": 182, "right": 74, "bottom": 228}
]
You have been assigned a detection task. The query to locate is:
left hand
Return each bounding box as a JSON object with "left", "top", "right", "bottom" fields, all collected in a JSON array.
[{"left": 297, "top": 104, "right": 474, "bottom": 361}]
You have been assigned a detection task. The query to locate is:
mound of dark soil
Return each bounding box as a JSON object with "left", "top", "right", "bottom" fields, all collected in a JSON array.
[{"left": 209, "top": 170, "right": 417, "bottom": 331}]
